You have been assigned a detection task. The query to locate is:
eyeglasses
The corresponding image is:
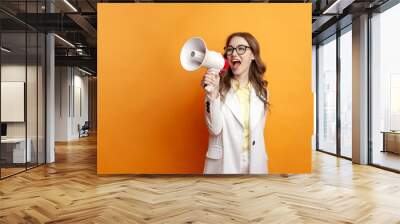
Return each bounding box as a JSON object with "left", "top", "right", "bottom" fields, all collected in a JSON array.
[{"left": 224, "top": 45, "right": 251, "bottom": 56}]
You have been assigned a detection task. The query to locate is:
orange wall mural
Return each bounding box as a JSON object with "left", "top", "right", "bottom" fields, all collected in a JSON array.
[{"left": 97, "top": 3, "right": 313, "bottom": 174}]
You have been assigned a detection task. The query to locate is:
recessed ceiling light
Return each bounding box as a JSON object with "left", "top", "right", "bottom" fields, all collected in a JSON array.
[
  {"left": 54, "top": 34, "right": 75, "bottom": 48},
  {"left": 78, "top": 67, "right": 93, "bottom": 76},
  {"left": 63, "top": 0, "right": 78, "bottom": 12},
  {"left": 1, "top": 47, "right": 11, "bottom": 53}
]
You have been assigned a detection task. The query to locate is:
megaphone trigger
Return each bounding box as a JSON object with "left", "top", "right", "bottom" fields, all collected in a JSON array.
[{"left": 204, "top": 84, "right": 213, "bottom": 92}]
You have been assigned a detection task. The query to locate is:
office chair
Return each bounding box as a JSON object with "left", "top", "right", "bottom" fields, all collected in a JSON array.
[{"left": 79, "top": 121, "right": 90, "bottom": 138}]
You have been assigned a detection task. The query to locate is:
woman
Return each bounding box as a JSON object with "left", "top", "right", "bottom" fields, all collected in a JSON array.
[{"left": 201, "top": 32, "right": 269, "bottom": 174}]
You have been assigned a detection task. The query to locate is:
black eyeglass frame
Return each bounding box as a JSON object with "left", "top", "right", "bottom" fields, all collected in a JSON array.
[{"left": 224, "top": 45, "right": 252, "bottom": 56}]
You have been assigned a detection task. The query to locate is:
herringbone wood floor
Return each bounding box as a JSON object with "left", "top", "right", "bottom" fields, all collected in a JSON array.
[{"left": 1, "top": 135, "right": 400, "bottom": 224}]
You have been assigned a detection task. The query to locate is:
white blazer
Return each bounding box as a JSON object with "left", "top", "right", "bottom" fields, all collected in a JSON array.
[{"left": 203, "top": 85, "right": 268, "bottom": 174}]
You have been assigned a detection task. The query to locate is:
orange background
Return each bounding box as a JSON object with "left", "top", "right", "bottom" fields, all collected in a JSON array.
[{"left": 97, "top": 3, "right": 312, "bottom": 174}]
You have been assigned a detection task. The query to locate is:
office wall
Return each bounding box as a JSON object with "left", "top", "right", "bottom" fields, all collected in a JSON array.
[
  {"left": 98, "top": 3, "right": 313, "bottom": 174},
  {"left": 55, "top": 67, "right": 69, "bottom": 141},
  {"left": 72, "top": 72, "right": 89, "bottom": 138},
  {"left": 55, "top": 67, "right": 89, "bottom": 141}
]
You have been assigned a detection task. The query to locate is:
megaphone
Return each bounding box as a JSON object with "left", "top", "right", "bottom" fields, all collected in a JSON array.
[{"left": 180, "top": 37, "right": 229, "bottom": 92}]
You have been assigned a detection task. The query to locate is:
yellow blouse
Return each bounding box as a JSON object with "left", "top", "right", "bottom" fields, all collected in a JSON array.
[{"left": 232, "top": 79, "right": 251, "bottom": 152}]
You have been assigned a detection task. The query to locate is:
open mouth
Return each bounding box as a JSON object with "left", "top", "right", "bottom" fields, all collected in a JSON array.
[{"left": 231, "top": 59, "right": 241, "bottom": 70}]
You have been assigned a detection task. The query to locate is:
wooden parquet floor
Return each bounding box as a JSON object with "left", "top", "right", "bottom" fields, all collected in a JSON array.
[{"left": 1, "top": 134, "right": 400, "bottom": 224}]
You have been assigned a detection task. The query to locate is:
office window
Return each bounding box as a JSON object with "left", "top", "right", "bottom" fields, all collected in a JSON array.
[
  {"left": 371, "top": 2, "right": 400, "bottom": 171},
  {"left": 390, "top": 75, "right": 400, "bottom": 130},
  {"left": 340, "top": 27, "right": 352, "bottom": 158},
  {"left": 317, "top": 35, "right": 337, "bottom": 154},
  {"left": 312, "top": 45, "right": 317, "bottom": 151}
]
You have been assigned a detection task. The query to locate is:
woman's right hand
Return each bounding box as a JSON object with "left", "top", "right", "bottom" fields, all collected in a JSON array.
[{"left": 201, "top": 68, "right": 220, "bottom": 99}]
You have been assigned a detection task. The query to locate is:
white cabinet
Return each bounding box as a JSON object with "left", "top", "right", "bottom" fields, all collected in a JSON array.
[{"left": 1, "top": 138, "right": 32, "bottom": 163}]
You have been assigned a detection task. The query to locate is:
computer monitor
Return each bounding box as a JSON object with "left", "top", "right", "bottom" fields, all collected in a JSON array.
[{"left": 1, "top": 123, "right": 7, "bottom": 137}]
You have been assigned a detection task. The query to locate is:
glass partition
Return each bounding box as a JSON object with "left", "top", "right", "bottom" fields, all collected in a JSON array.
[
  {"left": 1, "top": 31, "right": 28, "bottom": 177},
  {"left": 0, "top": 1, "right": 46, "bottom": 179},
  {"left": 38, "top": 32, "right": 45, "bottom": 165},
  {"left": 27, "top": 30, "right": 38, "bottom": 169}
]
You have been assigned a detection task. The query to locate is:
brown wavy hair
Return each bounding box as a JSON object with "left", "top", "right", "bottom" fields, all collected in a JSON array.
[{"left": 220, "top": 32, "right": 269, "bottom": 109}]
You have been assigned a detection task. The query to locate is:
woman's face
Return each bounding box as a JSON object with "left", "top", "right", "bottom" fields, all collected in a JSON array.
[{"left": 226, "top": 36, "right": 255, "bottom": 77}]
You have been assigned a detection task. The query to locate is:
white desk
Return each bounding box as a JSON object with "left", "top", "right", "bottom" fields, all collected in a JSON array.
[{"left": 1, "top": 138, "right": 31, "bottom": 163}]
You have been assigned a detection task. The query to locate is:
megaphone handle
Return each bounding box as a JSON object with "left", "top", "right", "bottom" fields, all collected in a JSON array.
[{"left": 204, "top": 68, "right": 220, "bottom": 93}]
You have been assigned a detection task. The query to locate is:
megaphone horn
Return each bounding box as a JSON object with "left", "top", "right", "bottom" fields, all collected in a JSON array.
[
  {"left": 180, "top": 37, "right": 229, "bottom": 92},
  {"left": 180, "top": 37, "right": 228, "bottom": 72}
]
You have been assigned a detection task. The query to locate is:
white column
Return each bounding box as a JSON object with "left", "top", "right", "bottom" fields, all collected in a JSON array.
[
  {"left": 46, "top": 33, "right": 55, "bottom": 163},
  {"left": 45, "top": 1, "right": 55, "bottom": 163},
  {"left": 352, "top": 14, "right": 369, "bottom": 164}
]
